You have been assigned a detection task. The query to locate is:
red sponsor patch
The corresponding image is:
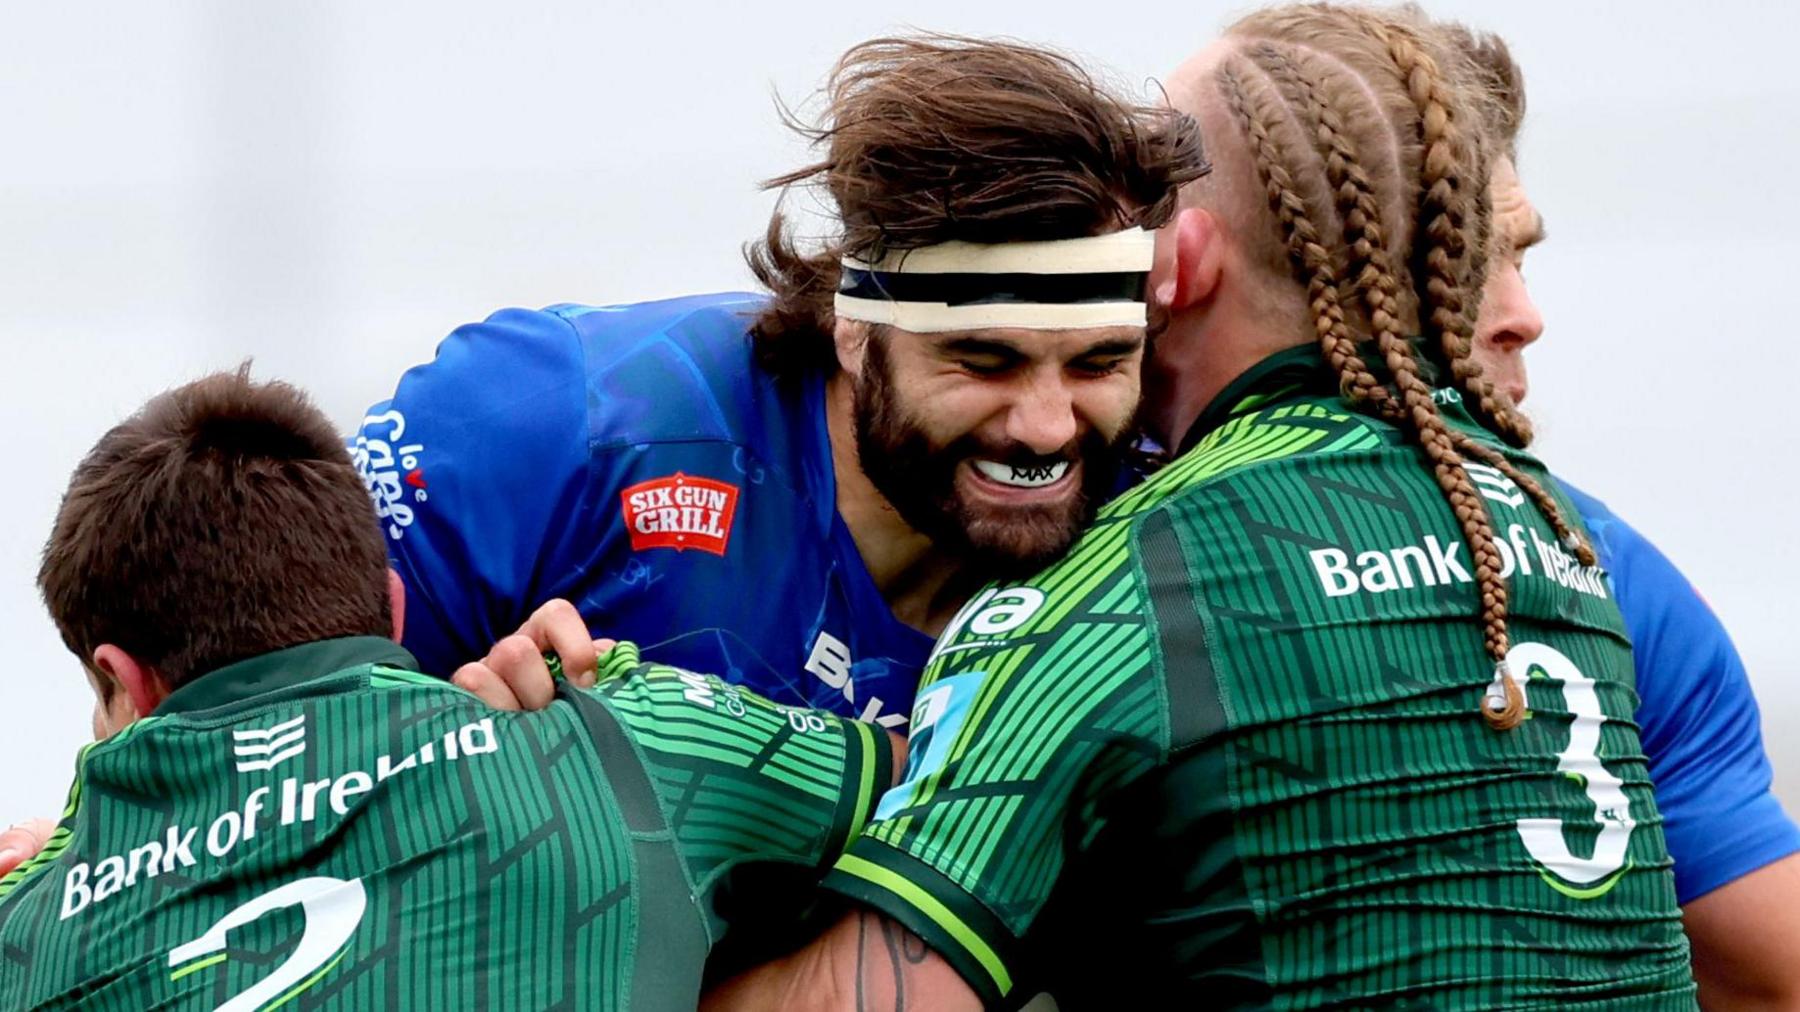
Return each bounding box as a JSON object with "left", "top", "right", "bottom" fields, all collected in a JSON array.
[{"left": 620, "top": 472, "right": 739, "bottom": 556}]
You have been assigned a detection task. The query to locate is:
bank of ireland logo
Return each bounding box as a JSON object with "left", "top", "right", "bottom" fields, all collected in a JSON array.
[
  {"left": 1464, "top": 462, "right": 1525, "bottom": 509},
  {"left": 232, "top": 715, "right": 306, "bottom": 774}
]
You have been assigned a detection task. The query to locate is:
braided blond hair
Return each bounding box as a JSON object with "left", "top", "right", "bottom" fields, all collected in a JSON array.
[{"left": 1216, "top": 5, "right": 1594, "bottom": 729}]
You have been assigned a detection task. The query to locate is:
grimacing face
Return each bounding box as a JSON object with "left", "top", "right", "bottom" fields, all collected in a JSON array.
[
  {"left": 1471, "top": 156, "right": 1547, "bottom": 406},
  {"left": 852, "top": 322, "right": 1144, "bottom": 578}
]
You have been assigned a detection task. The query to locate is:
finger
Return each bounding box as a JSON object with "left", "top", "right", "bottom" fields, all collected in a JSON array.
[
  {"left": 486, "top": 634, "right": 559, "bottom": 711},
  {"left": 525, "top": 599, "right": 599, "bottom": 684},
  {"left": 452, "top": 662, "right": 523, "bottom": 711},
  {"left": 0, "top": 817, "right": 57, "bottom": 876},
  {"left": 584, "top": 639, "right": 623, "bottom": 688}
]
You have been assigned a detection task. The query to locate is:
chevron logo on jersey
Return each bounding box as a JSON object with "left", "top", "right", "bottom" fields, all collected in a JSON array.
[
  {"left": 232, "top": 715, "right": 306, "bottom": 773},
  {"left": 1465, "top": 462, "right": 1526, "bottom": 508}
]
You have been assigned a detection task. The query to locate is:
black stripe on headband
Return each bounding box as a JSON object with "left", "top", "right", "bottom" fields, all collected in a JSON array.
[{"left": 837, "top": 268, "right": 1148, "bottom": 307}]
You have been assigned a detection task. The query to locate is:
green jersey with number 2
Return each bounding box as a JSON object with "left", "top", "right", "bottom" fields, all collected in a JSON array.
[
  {"left": 0, "top": 637, "right": 890, "bottom": 1010},
  {"left": 825, "top": 346, "right": 1694, "bottom": 1009}
]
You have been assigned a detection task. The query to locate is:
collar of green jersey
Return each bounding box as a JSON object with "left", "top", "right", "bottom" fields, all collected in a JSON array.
[
  {"left": 1179, "top": 341, "right": 1478, "bottom": 455},
  {"left": 154, "top": 636, "right": 419, "bottom": 717}
]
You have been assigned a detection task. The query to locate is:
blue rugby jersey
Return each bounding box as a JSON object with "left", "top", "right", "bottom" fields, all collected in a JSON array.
[
  {"left": 1565, "top": 481, "right": 1800, "bottom": 902},
  {"left": 353, "top": 293, "right": 929, "bottom": 728}
]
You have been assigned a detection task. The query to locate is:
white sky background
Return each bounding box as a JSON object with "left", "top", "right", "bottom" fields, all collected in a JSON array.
[{"left": 0, "top": 0, "right": 1795, "bottom": 821}]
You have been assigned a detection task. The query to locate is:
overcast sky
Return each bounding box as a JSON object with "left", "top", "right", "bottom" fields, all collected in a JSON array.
[{"left": 2, "top": 0, "right": 1795, "bottom": 820}]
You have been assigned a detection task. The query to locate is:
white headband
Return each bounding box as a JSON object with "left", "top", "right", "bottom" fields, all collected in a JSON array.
[{"left": 833, "top": 227, "right": 1155, "bottom": 333}]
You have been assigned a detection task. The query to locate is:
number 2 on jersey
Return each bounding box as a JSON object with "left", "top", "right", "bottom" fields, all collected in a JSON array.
[
  {"left": 1505, "top": 642, "right": 1636, "bottom": 897},
  {"left": 168, "top": 876, "right": 366, "bottom": 1011}
]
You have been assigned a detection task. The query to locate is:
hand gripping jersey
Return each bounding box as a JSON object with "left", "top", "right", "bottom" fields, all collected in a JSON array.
[
  {"left": 0, "top": 637, "right": 890, "bottom": 1010},
  {"left": 352, "top": 293, "right": 931, "bottom": 727},
  {"left": 825, "top": 347, "right": 1694, "bottom": 1008},
  {"left": 1564, "top": 483, "right": 1800, "bottom": 903}
]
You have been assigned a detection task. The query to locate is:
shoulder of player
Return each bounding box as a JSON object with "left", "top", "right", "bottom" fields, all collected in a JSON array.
[
  {"left": 1098, "top": 397, "right": 1391, "bottom": 533},
  {"left": 543, "top": 292, "right": 790, "bottom": 447},
  {"left": 375, "top": 291, "right": 775, "bottom": 439},
  {"left": 1549, "top": 476, "right": 1638, "bottom": 568}
]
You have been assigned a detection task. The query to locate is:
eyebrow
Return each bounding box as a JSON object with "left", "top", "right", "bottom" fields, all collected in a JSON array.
[
  {"left": 1075, "top": 336, "right": 1145, "bottom": 358},
  {"left": 1516, "top": 213, "right": 1548, "bottom": 252},
  {"left": 938, "top": 335, "right": 1023, "bottom": 358},
  {"left": 936, "top": 333, "right": 1144, "bottom": 358}
]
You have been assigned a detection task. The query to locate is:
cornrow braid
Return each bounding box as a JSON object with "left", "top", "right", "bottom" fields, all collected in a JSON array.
[
  {"left": 1371, "top": 24, "right": 1598, "bottom": 571},
  {"left": 1219, "top": 43, "right": 1527, "bottom": 730},
  {"left": 1254, "top": 42, "right": 1594, "bottom": 573},
  {"left": 1217, "top": 63, "right": 1380, "bottom": 414},
  {"left": 1368, "top": 18, "right": 1538, "bottom": 451},
  {"left": 1247, "top": 43, "right": 1408, "bottom": 419}
]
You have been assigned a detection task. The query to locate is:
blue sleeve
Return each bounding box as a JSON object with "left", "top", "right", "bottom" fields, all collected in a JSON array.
[
  {"left": 353, "top": 308, "right": 595, "bottom": 675},
  {"left": 1566, "top": 482, "right": 1800, "bottom": 902}
]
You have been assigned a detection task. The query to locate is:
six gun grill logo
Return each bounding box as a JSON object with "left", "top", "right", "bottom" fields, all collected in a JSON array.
[
  {"left": 232, "top": 714, "right": 306, "bottom": 773},
  {"left": 620, "top": 472, "right": 739, "bottom": 556}
]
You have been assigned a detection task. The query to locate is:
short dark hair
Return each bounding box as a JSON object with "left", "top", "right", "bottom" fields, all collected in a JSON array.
[
  {"left": 746, "top": 34, "right": 1210, "bottom": 378},
  {"left": 38, "top": 366, "right": 391, "bottom": 689}
]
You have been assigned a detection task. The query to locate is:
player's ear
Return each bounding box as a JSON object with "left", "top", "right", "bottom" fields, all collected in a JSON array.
[
  {"left": 1153, "top": 207, "right": 1224, "bottom": 314},
  {"left": 91, "top": 645, "right": 168, "bottom": 724},
  {"left": 387, "top": 568, "right": 406, "bottom": 644},
  {"left": 832, "top": 318, "right": 871, "bottom": 378}
]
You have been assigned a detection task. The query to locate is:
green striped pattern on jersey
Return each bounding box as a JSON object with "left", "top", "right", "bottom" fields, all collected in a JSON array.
[
  {"left": 837, "top": 401, "right": 1379, "bottom": 1001},
  {"left": 829, "top": 374, "right": 1692, "bottom": 1008},
  {"left": 0, "top": 638, "right": 887, "bottom": 1011},
  {"left": 589, "top": 642, "right": 889, "bottom": 892}
]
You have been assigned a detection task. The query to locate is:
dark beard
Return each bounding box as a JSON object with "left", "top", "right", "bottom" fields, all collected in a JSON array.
[{"left": 851, "top": 335, "right": 1133, "bottom": 582}]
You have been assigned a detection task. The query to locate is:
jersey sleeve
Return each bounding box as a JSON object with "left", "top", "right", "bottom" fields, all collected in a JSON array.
[
  {"left": 1567, "top": 482, "right": 1800, "bottom": 903},
  {"left": 579, "top": 642, "right": 894, "bottom": 874},
  {"left": 353, "top": 308, "right": 595, "bottom": 675},
  {"left": 819, "top": 537, "right": 1166, "bottom": 1006}
]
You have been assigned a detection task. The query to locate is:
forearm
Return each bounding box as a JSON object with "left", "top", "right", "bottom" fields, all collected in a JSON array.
[
  {"left": 1685, "top": 853, "right": 1800, "bottom": 1009},
  {"left": 703, "top": 908, "right": 981, "bottom": 1012}
]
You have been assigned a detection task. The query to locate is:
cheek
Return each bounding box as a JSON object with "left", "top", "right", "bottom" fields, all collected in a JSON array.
[
  {"left": 906, "top": 377, "right": 1011, "bottom": 443},
  {"left": 1075, "top": 373, "right": 1144, "bottom": 436}
]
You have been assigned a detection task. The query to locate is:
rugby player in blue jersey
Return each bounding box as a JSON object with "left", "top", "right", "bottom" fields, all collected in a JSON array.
[
  {"left": 1458, "top": 31, "right": 1800, "bottom": 1006},
  {"left": 351, "top": 36, "right": 1206, "bottom": 730}
]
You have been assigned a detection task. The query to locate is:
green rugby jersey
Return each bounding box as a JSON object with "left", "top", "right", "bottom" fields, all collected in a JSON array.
[
  {"left": 824, "top": 347, "right": 1694, "bottom": 1009},
  {"left": 0, "top": 636, "right": 890, "bottom": 1010}
]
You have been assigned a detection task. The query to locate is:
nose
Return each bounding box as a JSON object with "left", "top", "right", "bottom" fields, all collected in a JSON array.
[
  {"left": 1492, "top": 266, "right": 1544, "bottom": 349},
  {"left": 1004, "top": 369, "right": 1079, "bottom": 455}
]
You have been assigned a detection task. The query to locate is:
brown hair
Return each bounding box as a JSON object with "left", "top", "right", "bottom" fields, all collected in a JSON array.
[
  {"left": 746, "top": 34, "right": 1210, "bottom": 378},
  {"left": 1444, "top": 24, "right": 1525, "bottom": 159},
  {"left": 39, "top": 366, "right": 392, "bottom": 689},
  {"left": 1209, "top": 3, "right": 1590, "bottom": 729}
]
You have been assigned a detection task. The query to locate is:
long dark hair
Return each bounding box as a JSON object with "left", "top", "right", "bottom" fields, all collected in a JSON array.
[{"left": 746, "top": 34, "right": 1209, "bottom": 379}]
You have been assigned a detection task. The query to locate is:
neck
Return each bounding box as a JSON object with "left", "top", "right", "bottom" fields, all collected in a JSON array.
[
  {"left": 824, "top": 372, "right": 979, "bottom": 637},
  {"left": 1150, "top": 288, "right": 1312, "bottom": 451}
]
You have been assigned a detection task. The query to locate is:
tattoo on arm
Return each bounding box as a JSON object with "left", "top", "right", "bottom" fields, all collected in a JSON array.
[{"left": 853, "top": 910, "right": 935, "bottom": 1012}]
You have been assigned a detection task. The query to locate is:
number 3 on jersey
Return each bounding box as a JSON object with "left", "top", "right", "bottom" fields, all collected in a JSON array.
[
  {"left": 168, "top": 876, "right": 366, "bottom": 1011},
  {"left": 1504, "top": 642, "right": 1637, "bottom": 898}
]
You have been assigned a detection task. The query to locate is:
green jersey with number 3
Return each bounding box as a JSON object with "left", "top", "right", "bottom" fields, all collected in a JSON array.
[
  {"left": 0, "top": 637, "right": 890, "bottom": 1011},
  {"left": 824, "top": 347, "right": 1694, "bottom": 1009}
]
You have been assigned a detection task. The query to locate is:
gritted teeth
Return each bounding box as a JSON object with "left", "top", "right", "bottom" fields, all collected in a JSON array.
[{"left": 973, "top": 459, "right": 1070, "bottom": 489}]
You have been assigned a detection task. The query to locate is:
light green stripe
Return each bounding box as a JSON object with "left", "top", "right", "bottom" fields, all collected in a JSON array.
[
  {"left": 169, "top": 952, "right": 228, "bottom": 982},
  {"left": 851, "top": 721, "right": 878, "bottom": 836},
  {"left": 837, "top": 854, "right": 1012, "bottom": 996},
  {"left": 1540, "top": 863, "right": 1632, "bottom": 901},
  {"left": 368, "top": 668, "right": 447, "bottom": 689},
  {"left": 266, "top": 947, "right": 350, "bottom": 1011}
]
